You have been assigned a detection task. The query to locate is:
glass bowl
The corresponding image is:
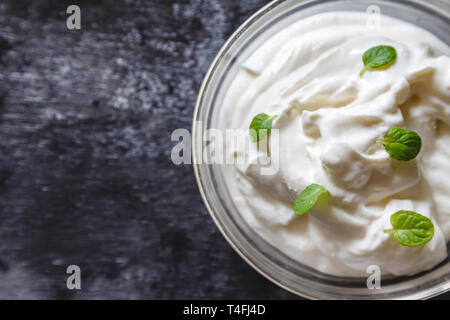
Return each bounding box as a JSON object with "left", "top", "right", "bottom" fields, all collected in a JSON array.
[{"left": 192, "top": 0, "right": 450, "bottom": 299}]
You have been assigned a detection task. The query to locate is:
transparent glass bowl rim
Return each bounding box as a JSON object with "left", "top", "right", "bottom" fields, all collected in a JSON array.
[{"left": 192, "top": 0, "right": 450, "bottom": 299}]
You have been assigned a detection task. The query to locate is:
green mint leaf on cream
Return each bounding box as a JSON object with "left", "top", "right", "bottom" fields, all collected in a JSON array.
[
  {"left": 384, "top": 210, "right": 434, "bottom": 247},
  {"left": 249, "top": 113, "right": 278, "bottom": 143},
  {"left": 379, "top": 128, "right": 422, "bottom": 161},
  {"left": 360, "top": 45, "right": 397, "bottom": 77},
  {"left": 294, "top": 184, "right": 330, "bottom": 216}
]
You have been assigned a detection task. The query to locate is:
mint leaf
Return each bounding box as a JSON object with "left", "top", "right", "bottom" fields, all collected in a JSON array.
[
  {"left": 384, "top": 210, "right": 434, "bottom": 247},
  {"left": 249, "top": 113, "right": 277, "bottom": 143},
  {"left": 294, "top": 184, "right": 330, "bottom": 216},
  {"left": 360, "top": 45, "right": 397, "bottom": 77},
  {"left": 379, "top": 128, "right": 422, "bottom": 161}
]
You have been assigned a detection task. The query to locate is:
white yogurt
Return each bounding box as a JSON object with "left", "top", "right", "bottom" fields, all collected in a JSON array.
[{"left": 220, "top": 12, "right": 450, "bottom": 276}]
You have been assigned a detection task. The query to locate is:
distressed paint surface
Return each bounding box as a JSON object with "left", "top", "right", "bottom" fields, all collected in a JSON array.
[{"left": 0, "top": 0, "right": 301, "bottom": 299}]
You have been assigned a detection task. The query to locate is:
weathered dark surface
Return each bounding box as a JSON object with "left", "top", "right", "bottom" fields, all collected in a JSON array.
[
  {"left": 0, "top": 0, "right": 448, "bottom": 300},
  {"left": 0, "top": 0, "right": 301, "bottom": 299}
]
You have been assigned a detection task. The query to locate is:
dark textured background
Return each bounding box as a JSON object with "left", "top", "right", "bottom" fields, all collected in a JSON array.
[
  {"left": 0, "top": 0, "right": 448, "bottom": 300},
  {"left": 0, "top": 0, "right": 301, "bottom": 299}
]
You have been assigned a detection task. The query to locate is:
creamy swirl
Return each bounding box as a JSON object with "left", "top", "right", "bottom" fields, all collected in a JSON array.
[{"left": 220, "top": 12, "right": 450, "bottom": 276}]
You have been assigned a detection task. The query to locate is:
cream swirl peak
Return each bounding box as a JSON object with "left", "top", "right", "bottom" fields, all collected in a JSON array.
[{"left": 220, "top": 12, "right": 450, "bottom": 276}]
